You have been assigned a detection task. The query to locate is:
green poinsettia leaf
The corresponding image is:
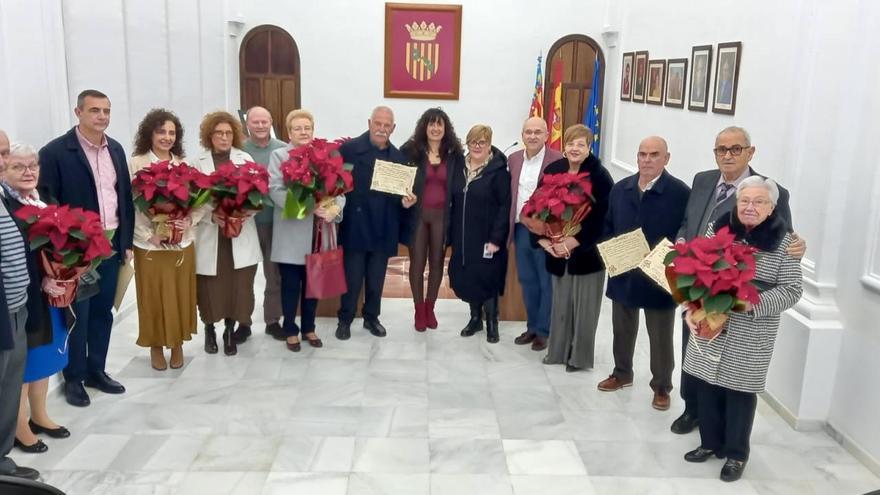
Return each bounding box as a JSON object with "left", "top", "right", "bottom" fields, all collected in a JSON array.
[
  {"left": 713, "top": 259, "right": 731, "bottom": 270},
  {"left": 676, "top": 274, "right": 696, "bottom": 289},
  {"left": 704, "top": 293, "right": 734, "bottom": 314},
  {"left": 663, "top": 251, "right": 679, "bottom": 265},
  {"left": 688, "top": 285, "right": 709, "bottom": 300}
]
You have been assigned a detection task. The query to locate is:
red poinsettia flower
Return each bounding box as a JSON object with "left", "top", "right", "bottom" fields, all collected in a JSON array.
[{"left": 279, "top": 138, "right": 352, "bottom": 219}]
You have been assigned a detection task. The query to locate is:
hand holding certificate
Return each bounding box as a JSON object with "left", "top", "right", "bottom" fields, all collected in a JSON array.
[
  {"left": 597, "top": 228, "right": 651, "bottom": 277},
  {"left": 371, "top": 159, "right": 417, "bottom": 196},
  {"left": 638, "top": 238, "right": 674, "bottom": 293}
]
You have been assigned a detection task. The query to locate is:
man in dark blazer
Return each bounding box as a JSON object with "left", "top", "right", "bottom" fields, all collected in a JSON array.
[
  {"left": 335, "top": 106, "right": 417, "bottom": 340},
  {"left": 37, "top": 89, "right": 134, "bottom": 407},
  {"left": 671, "top": 126, "right": 806, "bottom": 434},
  {"left": 598, "top": 136, "right": 690, "bottom": 412},
  {"left": 508, "top": 117, "right": 563, "bottom": 351}
]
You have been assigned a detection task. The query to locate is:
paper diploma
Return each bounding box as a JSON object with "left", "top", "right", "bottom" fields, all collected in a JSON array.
[
  {"left": 638, "top": 238, "right": 675, "bottom": 294},
  {"left": 597, "top": 228, "right": 651, "bottom": 277},
  {"left": 371, "top": 159, "right": 417, "bottom": 196}
]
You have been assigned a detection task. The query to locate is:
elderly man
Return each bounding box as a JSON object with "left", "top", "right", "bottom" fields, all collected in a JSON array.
[
  {"left": 507, "top": 117, "right": 563, "bottom": 350},
  {"left": 597, "top": 137, "right": 690, "bottom": 411},
  {"left": 0, "top": 130, "right": 39, "bottom": 480},
  {"left": 38, "top": 89, "right": 134, "bottom": 407},
  {"left": 241, "top": 106, "right": 286, "bottom": 341},
  {"left": 336, "top": 106, "right": 417, "bottom": 340},
  {"left": 671, "top": 126, "right": 806, "bottom": 434}
]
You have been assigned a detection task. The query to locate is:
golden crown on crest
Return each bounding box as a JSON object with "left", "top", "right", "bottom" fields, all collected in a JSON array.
[{"left": 405, "top": 21, "right": 442, "bottom": 41}]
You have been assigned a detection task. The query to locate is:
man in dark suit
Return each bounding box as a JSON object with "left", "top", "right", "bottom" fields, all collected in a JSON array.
[
  {"left": 671, "top": 126, "right": 806, "bottom": 434},
  {"left": 335, "top": 106, "right": 417, "bottom": 340},
  {"left": 37, "top": 89, "right": 134, "bottom": 407},
  {"left": 508, "top": 117, "right": 563, "bottom": 350}
]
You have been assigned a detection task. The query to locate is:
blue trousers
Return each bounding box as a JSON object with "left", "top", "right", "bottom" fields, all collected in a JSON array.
[
  {"left": 63, "top": 254, "right": 120, "bottom": 383},
  {"left": 278, "top": 263, "right": 317, "bottom": 336},
  {"left": 513, "top": 224, "right": 552, "bottom": 337}
]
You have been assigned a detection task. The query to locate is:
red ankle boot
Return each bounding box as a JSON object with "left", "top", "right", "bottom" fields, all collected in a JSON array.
[
  {"left": 414, "top": 302, "right": 427, "bottom": 332},
  {"left": 425, "top": 299, "right": 438, "bottom": 329}
]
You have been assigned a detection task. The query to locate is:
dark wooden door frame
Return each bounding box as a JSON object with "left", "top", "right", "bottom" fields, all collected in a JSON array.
[{"left": 544, "top": 34, "right": 605, "bottom": 133}]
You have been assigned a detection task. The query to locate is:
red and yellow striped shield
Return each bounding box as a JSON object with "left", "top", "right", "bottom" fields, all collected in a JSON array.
[{"left": 405, "top": 41, "right": 440, "bottom": 81}]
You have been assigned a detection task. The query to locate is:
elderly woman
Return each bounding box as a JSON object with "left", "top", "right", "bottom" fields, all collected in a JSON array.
[
  {"left": 682, "top": 176, "right": 803, "bottom": 482},
  {"left": 447, "top": 125, "right": 510, "bottom": 343},
  {"left": 268, "top": 109, "right": 344, "bottom": 351},
  {"left": 401, "top": 108, "right": 463, "bottom": 332},
  {"left": 2, "top": 143, "right": 70, "bottom": 453},
  {"left": 194, "top": 111, "right": 260, "bottom": 356},
  {"left": 129, "top": 109, "right": 204, "bottom": 370},
  {"left": 534, "top": 124, "right": 614, "bottom": 372}
]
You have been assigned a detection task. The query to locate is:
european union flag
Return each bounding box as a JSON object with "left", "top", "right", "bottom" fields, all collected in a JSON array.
[{"left": 584, "top": 58, "right": 601, "bottom": 155}]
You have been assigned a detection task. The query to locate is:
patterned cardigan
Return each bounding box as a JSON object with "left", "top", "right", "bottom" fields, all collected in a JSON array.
[{"left": 683, "top": 221, "right": 803, "bottom": 393}]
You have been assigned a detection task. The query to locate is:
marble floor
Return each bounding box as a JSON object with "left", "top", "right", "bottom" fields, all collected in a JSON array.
[{"left": 9, "top": 276, "right": 880, "bottom": 494}]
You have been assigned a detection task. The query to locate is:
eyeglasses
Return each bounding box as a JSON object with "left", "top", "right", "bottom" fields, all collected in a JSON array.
[
  {"left": 213, "top": 130, "right": 234, "bottom": 138},
  {"left": 7, "top": 163, "right": 39, "bottom": 173},
  {"left": 468, "top": 140, "right": 489, "bottom": 148},
  {"left": 713, "top": 145, "right": 749, "bottom": 157},
  {"left": 737, "top": 198, "right": 772, "bottom": 208}
]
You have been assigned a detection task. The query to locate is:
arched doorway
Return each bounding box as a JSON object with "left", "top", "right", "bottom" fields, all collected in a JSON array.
[
  {"left": 239, "top": 25, "right": 301, "bottom": 141},
  {"left": 545, "top": 34, "right": 605, "bottom": 133}
]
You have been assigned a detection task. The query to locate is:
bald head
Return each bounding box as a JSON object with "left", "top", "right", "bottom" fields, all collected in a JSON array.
[
  {"left": 368, "top": 106, "right": 396, "bottom": 149},
  {"left": 636, "top": 135, "right": 670, "bottom": 186},
  {"left": 522, "top": 116, "right": 549, "bottom": 157},
  {"left": 0, "top": 130, "right": 9, "bottom": 170},
  {"left": 246, "top": 106, "right": 273, "bottom": 145}
]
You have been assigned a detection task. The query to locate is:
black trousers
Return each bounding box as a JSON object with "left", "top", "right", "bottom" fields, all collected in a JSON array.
[
  {"left": 338, "top": 250, "right": 389, "bottom": 323},
  {"left": 695, "top": 377, "right": 758, "bottom": 462},
  {"left": 278, "top": 263, "right": 317, "bottom": 337},
  {"left": 680, "top": 312, "right": 700, "bottom": 413},
  {"left": 611, "top": 302, "right": 675, "bottom": 393}
]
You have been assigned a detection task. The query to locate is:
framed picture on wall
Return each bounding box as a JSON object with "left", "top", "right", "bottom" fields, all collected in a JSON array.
[
  {"left": 384, "top": 3, "right": 462, "bottom": 100},
  {"left": 712, "top": 41, "right": 742, "bottom": 115},
  {"left": 632, "top": 51, "right": 648, "bottom": 103},
  {"left": 645, "top": 59, "right": 665, "bottom": 105},
  {"left": 620, "top": 52, "right": 634, "bottom": 101},
  {"left": 688, "top": 45, "right": 713, "bottom": 112},
  {"left": 664, "top": 58, "right": 688, "bottom": 108}
]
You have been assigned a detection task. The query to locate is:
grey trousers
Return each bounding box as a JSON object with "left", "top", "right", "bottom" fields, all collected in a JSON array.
[
  {"left": 256, "top": 223, "right": 283, "bottom": 325},
  {"left": 544, "top": 271, "right": 605, "bottom": 369},
  {"left": 611, "top": 301, "right": 675, "bottom": 393},
  {"left": 0, "top": 306, "right": 28, "bottom": 474}
]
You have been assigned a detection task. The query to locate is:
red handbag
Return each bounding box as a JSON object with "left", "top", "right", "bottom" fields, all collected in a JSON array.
[{"left": 305, "top": 220, "right": 348, "bottom": 299}]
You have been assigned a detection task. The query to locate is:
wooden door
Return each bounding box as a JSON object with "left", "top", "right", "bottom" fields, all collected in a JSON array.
[
  {"left": 239, "top": 25, "right": 301, "bottom": 141},
  {"left": 545, "top": 35, "right": 605, "bottom": 134}
]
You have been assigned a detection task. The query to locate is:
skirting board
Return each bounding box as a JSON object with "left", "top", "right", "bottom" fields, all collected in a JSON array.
[{"left": 826, "top": 421, "right": 880, "bottom": 479}]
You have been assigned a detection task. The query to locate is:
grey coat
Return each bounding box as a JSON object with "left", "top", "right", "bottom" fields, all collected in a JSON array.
[{"left": 268, "top": 145, "right": 345, "bottom": 265}]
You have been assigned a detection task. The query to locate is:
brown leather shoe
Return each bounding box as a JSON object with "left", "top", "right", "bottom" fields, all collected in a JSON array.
[
  {"left": 597, "top": 375, "right": 633, "bottom": 391},
  {"left": 530, "top": 335, "right": 548, "bottom": 351},
  {"left": 150, "top": 347, "right": 167, "bottom": 371},
  {"left": 514, "top": 331, "right": 536, "bottom": 345},
  {"left": 652, "top": 390, "right": 671, "bottom": 411}
]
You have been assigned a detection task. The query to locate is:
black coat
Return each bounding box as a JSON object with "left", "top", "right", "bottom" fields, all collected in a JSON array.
[
  {"left": 0, "top": 194, "right": 42, "bottom": 351},
  {"left": 447, "top": 148, "right": 511, "bottom": 303},
  {"left": 603, "top": 170, "right": 691, "bottom": 309},
  {"left": 338, "top": 132, "right": 415, "bottom": 256},
  {"left": 400, "top": 140, "right": 463, "bottom": 247},
  {"left": 37, "top": 127, "right": 134, "bottom": 255},
  {"left": 535, "top": 155, "right": 615, "bottom": 277}
]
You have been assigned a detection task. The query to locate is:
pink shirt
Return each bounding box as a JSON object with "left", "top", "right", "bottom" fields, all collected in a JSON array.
[{"left": 76, "top": 127, "right": 119, "bottom": 229}]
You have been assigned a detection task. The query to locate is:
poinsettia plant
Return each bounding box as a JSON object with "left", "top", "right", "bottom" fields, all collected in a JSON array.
[
  {"left": 663, "top": 225, "right": 760, "bottom": 339},
  {"left": 520, "top": 171, "right": 594, "bottom": 241},
  {"left": 15, "top": 205, "right": 115, "bottom": 307},
  {"left": 205, "top": 161, "right": 271, "bottom": 238},
  {"left": 131, "top": 160, "right": 212, "bottom": 245},
  {"left": 279, "top": 138, "right": 352, "bottom": 219}
]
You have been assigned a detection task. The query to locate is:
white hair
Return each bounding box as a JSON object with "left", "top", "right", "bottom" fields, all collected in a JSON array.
[
  {"left": 717, "top": 126, "right": 751, "bottom": 146},
  {"left": 736, "top": 176, "right": 779, "bottom": 206},
  {"left": 9, "top": 142, "right": 37, "bottom": 159}
]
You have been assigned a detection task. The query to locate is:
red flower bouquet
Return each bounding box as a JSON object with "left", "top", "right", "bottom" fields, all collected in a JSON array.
[
  {"left": 15, "top": 205, "right": 114, "bottom": 307},
  {"left": 520, "top": 172, "right": 594, "bottom": 242},
  {"left": 663, "top": 225, "right": 760, "bottom": 339},
  {"left": 279, "top": 138, "right": 352, "bottom": 219},
  {"left": 131, "top": 161, "right": 211, "bottom": 245},
  {"left": 206, "top": 161, "right": 271, "bottom": 238}
]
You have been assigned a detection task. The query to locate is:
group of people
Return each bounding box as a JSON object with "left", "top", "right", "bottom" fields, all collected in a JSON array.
[{"left": 0, "top": 88, "right": 806, "bottom": 484}]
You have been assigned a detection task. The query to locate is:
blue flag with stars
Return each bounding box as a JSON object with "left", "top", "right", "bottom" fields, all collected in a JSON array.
[{"left": 584, "top": 57, "right": 601, "bottom": 155}]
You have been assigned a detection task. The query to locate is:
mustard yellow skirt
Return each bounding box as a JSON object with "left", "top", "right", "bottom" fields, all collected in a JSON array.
[{"left": 133, "top": 244, "right": 197, "bottom": 348}]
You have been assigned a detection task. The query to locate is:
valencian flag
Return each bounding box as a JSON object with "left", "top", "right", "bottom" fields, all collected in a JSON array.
[
  {"left": 547, "top": 59, "right": 564, "bottom": 151},
  {"left": 584, "top": 57, "right": 601, "bottom": 155},
  {"left": 528, "top": 54, "right": 544, "bottom": 118}
]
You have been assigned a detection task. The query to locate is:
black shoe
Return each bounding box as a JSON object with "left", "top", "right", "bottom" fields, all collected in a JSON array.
[
  {"left": 14, "top": 438, "right": 48, "bottom": 453},
  {"left": 364, "top": 319, "right": 387, "bottom": 337},
  {"left": 335, "top": 321, "right": 351, "bottom": 340},
  {"left": 232, "top": 324, "right": 252, "bottom": 344},
  {"left": 84, "top": 372, "right": 126, "bottom": 394},
  {"left": 222, "top": 329, "right": 237, "bottom": 356},
  {"left": 486, "top": 319, "right": 499, "bottom": 343},
  {"left": 671, "top": 411, "right": 699, "bottom": 434},
  {"left": 720, "top": 458, "right": 746, "bottom": 482},
  {"left": 63, "top": 381, "right": 90, "bottom": 407},
  {"left": 29, "top": 419, "right": 70, "bottom": 439},
  {"left": 266, "top": 322, "right": 285, "bottom": 341},
  {"left": 204, "top": 324, "right": 218, "bottom": 354},
  {"left": 7, "top": 465, "right": 39, "bottom": 480},
  {"left": 460, "top": 318, "right": 483, "bottom": 337},
  {"left": 684, "top": 446, "right": 723, "bottom": 463}
]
